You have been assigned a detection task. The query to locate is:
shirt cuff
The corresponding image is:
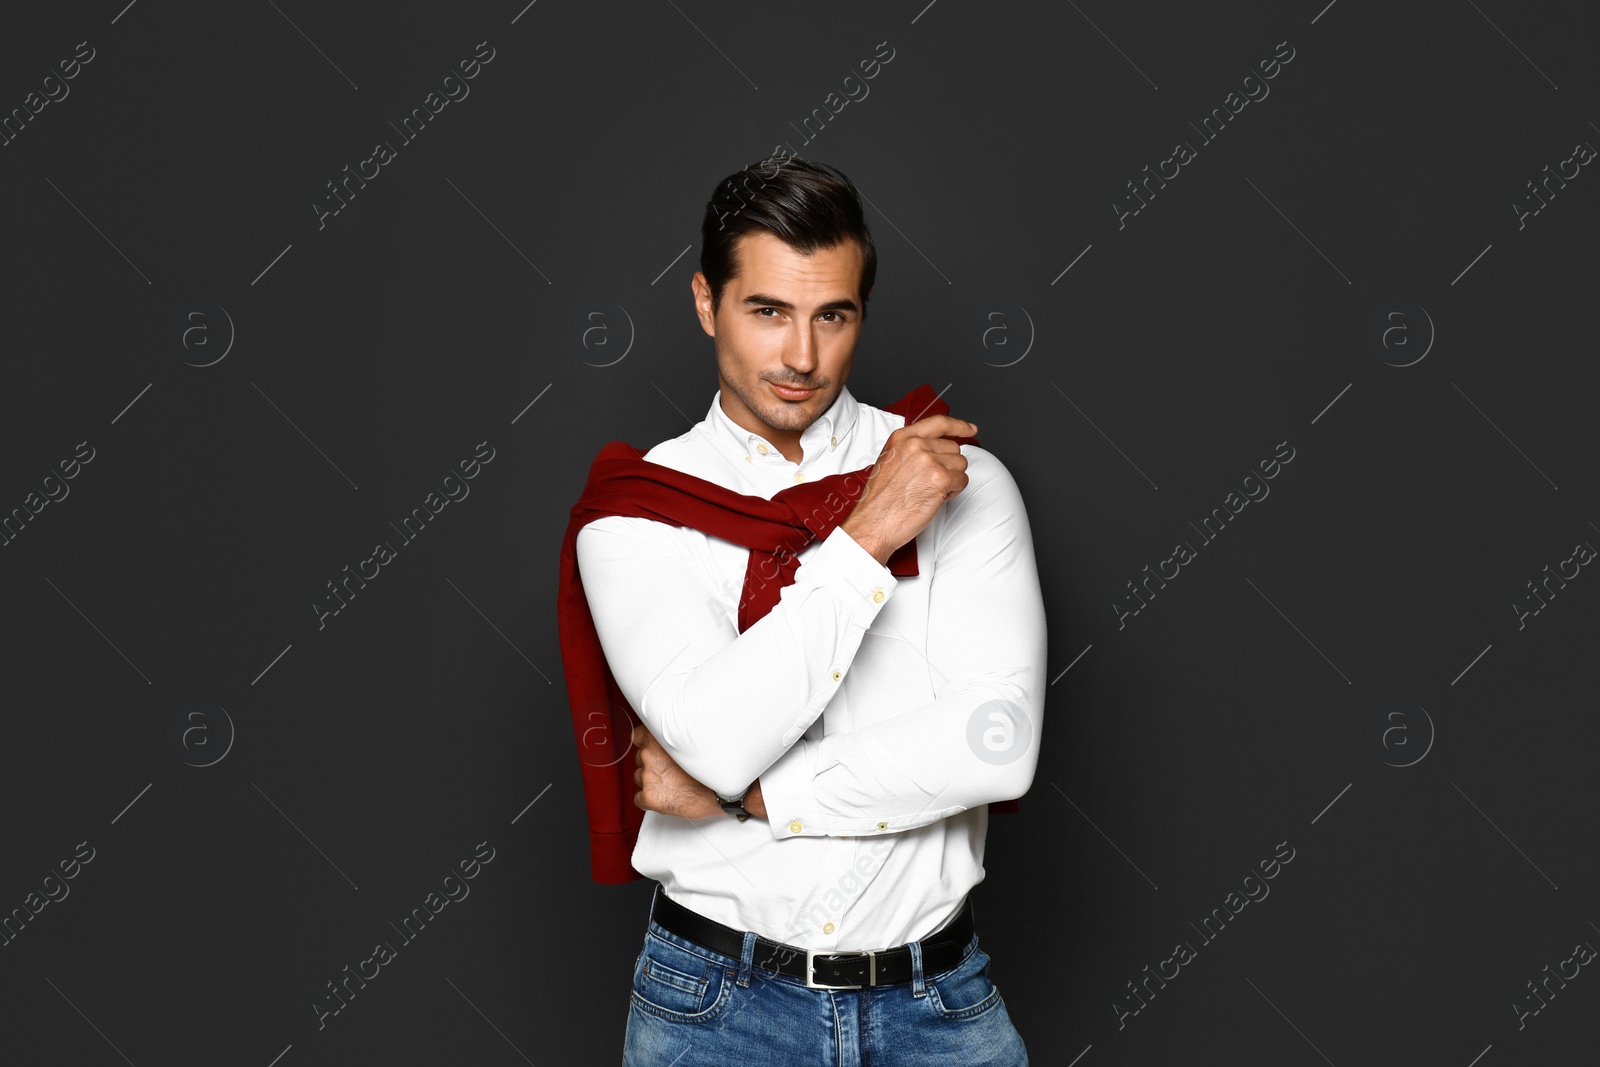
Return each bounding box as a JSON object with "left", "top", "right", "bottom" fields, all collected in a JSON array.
[
  {"left": 807, "top": 526, "right": 898, "bottom": 616},
  {"left": 760, "top": 737, "right": 821, "bottom": 839},
  {"left": 762, "top": 732, "right": 957, "bottom": 839}
]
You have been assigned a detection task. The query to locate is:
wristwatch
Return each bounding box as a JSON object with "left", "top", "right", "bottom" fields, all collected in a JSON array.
[{"left": 716, "top": 787, "right": 752, "bottom": 822}]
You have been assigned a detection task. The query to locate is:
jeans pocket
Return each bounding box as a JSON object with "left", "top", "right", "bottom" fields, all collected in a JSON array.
[
  {"left": 630, "top": 930, "right": 735, "bottom": 1024},
  {"left": 926, "top": 941, "right": 1004, "bottom": 1021}
]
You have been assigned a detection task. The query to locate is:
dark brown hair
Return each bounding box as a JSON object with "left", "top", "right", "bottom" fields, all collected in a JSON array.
[{"left": 699, "top": 155, "right": 877, "bottom": 321}]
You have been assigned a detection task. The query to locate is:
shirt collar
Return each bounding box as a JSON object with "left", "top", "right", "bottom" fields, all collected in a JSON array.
[{"left": 700, "top": 383, "right": 860, "bottom": 466}]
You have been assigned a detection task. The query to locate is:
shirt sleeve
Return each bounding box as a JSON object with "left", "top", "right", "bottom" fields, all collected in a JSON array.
[
  {"left": 575, "top": 514, "right": 900, "bottom": 800},
  {"left": 756, "top": 446, "right": 1048, "bottom": 839}
]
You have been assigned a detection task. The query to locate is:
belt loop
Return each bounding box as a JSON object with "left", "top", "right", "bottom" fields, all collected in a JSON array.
[
  {"left": 907, "top": 937, "right": 927, "bottom": 998},
  {"left": 736, "top": 930, "right": 757, "bottom": 987}
]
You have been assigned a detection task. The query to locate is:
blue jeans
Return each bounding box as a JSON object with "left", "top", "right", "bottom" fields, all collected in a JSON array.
[{"left": 621, "top": 889, "right": 1029, "bottom": 1065}]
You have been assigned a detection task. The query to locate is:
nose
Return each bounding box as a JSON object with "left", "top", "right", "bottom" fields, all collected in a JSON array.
[{"left": 783, "top": 321, "right": 819, "bottom": 378}]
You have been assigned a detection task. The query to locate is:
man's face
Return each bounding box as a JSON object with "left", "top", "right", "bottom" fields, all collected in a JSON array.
[{"left": 692, "top": 230, "right": 865, "bottom": 454}]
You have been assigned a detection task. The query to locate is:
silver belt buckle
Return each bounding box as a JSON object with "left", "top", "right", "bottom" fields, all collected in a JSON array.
[{"left": 805, "top": 948, "right": 876, "bottom": 990}]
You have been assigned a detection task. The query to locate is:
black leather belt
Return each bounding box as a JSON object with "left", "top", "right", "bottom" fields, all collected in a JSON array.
[{"left": 649, "top": 888, "right": 975, "bottom": 990}]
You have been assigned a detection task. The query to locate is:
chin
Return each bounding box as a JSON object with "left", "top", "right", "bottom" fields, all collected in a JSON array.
[{"left": 759, "top": 403, "right": 814, "bottom": 430}]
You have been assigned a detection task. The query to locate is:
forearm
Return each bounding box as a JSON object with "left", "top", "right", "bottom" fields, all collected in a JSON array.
[
  {"left": 756, "top": 673, "right": 1043, "bottom": 838},
  {"left": 579, "top": 520, "right": 899, "bottom": 799}
]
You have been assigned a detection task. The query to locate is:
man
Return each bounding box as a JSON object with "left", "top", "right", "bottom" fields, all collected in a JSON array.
[{"left": 568, "top": 156, "right": 1046, "bottom": 1064}]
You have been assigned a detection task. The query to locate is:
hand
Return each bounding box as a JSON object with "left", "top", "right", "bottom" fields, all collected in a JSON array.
[
  {"left": 841, "top": 414, "right": 978, "bottom": 565},
  {"left": 632, "top": 723, "right": 721, "bottom": 819},
  {"left": 632, "top": 723, "right": 765, "bottom": 821}
]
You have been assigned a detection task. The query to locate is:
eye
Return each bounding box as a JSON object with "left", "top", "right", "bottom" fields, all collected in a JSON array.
[
  {"left": 820, "top": 311, "right": 845, "bottom": 323},
  {"left": 756, "top": 307, "right": 780, "bottom": 318}
]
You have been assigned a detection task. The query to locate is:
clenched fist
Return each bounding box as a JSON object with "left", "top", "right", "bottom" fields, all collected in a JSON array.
[
  {"left": 841, "top": 414, "right": 978, "bottom": 565},
  {"left": 632, "top": 723, "right": 765, "bottom": 821}
]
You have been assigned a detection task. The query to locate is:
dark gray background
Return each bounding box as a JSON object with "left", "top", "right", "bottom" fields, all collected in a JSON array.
[{"left": 2, "top": 0, "right": 1595, "bottom": 1063}]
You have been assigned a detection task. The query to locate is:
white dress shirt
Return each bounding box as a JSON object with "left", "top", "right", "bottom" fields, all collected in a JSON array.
[{"left": 575, "top": 383, "right": 1047, "bottom": 951}]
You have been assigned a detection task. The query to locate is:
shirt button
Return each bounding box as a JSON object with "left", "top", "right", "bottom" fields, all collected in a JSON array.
[
  {"left": 756, "top": 443, "right": 770, "bottom": 455},
  {"left": 830, "top": 670, "right": 842, "bottom": 682},
  {"left": 830, "top": 436, "right": 838, "bottom": 447},
  {"left": 794, "top": 469, "right": 805, "bottom": 482},
  {"left": 789, "top": 820, "right": 803, "bottom": 833},
  {"left": 871, "top": 589, "right": 885, "bottom": 603},
  {"left": 744, "top": 455, "right": 752, "bottom": 462},
  {"left": 877, "top": 821, "right": 888, "bottom": 831},
  {"left": 823, "top": 922, "right": 835, "bottom": 934}
]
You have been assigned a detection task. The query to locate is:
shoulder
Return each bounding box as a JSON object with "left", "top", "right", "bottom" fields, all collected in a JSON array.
[
  {"left": 927, "top": 443, "right": 1035, "bottom": 558},
  {"left": 959, "top": 442, "right": 1012, "bottom": 482},
  {"left": 638, "top": 423, "right": 712, "bottom": 470},
  {"left": 575, "top": 426, "right": 715, "bottom": 560},
  {"left": 956, "top": 443, "right": 1029, "bottom": 510}
]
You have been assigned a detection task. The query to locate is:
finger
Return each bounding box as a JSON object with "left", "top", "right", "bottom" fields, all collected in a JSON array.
[
  {"left": 898, "top": 414, "right": 978, "bottom": 439},
  {"left": 928, "top": 451, "right": 970, "bottom": 474}
]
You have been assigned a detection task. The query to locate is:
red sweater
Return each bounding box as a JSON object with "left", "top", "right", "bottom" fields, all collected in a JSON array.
[{"left": 557, "top": 383, "right": 1016, "bottom": 884}]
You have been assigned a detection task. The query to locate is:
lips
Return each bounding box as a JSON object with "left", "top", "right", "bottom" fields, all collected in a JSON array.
[{"left": 770, "top": 382, "right": 816, "bottom": 401}]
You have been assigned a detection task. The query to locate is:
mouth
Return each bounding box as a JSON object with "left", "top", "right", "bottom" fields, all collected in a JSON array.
[{"left": 769, "top": 382, "right": 817, "bottom": 401}]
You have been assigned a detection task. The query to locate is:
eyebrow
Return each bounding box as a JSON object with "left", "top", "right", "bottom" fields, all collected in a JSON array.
[{"left": 741, "top": 293, "right": 860, "bottom": 315}]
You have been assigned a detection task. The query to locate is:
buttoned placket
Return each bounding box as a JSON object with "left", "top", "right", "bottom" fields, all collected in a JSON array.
[
  {"left": 740, "top": 416, "right": 846, "bottom": 484},
  {"left": 716, "top": 387, "right": 857, "bottom": 480}
]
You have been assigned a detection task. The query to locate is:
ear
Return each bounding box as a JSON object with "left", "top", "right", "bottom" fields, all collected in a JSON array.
[{"left": 691, "top": 272, "right": 716, "bottom": 337}]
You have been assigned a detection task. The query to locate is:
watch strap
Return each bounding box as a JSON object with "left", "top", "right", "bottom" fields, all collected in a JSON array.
[{"left": 717, "top": 788, "right": 751, "bottom": 821}]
